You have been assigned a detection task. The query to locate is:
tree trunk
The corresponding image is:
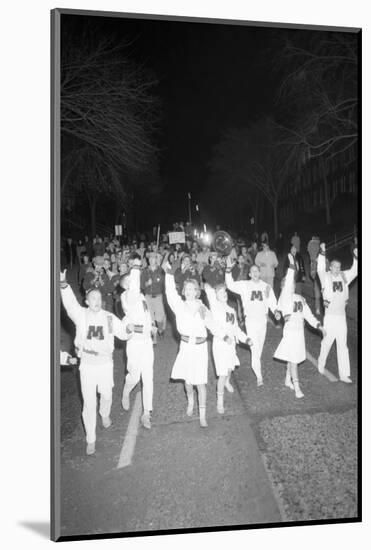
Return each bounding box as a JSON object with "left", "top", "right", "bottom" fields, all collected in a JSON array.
[{"left": 321, "top": 157, "right": 331, "bottom": 225}]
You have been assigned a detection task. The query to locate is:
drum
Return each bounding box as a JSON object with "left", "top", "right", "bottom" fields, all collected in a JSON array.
[{"left": 212, "top": 231, "right": 234, "bottom": 256}]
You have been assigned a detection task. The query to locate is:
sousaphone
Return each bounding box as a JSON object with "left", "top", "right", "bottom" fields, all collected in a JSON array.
[{"left": 212, "top": 230, "right": 234, "bottom": 256}]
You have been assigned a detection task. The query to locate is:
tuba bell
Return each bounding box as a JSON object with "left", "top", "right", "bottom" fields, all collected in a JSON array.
[{"left": 212, "top": 230, "right": 234, "bottom": 256}]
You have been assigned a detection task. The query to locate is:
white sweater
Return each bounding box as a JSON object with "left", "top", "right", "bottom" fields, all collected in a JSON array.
[{"left": 61, "top": 285, "right": 128, "bottom": 364}]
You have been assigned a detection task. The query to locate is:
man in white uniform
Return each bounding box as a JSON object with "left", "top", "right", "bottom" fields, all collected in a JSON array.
[
  {"left": 120, "top": 258, "right": 155, "bottom": 429},
  {"left": 60, "top": 270, "right": 130, "bottom": 455},
  {"left": 317, "top": 243, "right": 358, "bottom": 382},
  {"left": 225, "top": 258, "right": 281, "bottom": 386}
]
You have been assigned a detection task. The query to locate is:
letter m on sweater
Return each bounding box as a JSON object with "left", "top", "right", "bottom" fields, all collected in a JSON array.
[
  {"left": 333, "top": 281, "right": 343, "bottom": 292},
  {"left": 226, "top": 312, "right": 235, "bottom": 324},
  {"left": 87, "top": 326, "right": 104, "bottom": 340},
  {"left": 293, "top": 301, "right": 303, "bottom": 312},
  {"left": 251, "top": 290, "right": 263, "bottom": 301}
]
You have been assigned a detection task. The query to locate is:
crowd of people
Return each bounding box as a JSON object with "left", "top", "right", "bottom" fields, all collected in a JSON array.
[{"left": 60, "top": 228, "right": 358, "bottom": 456}]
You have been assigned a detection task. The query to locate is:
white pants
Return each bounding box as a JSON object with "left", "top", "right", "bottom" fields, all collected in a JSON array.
[
  {"left": 124, "top": 338, "right": 154, "bottom": 412},
  {"left": 244, "top": 319, "right": 267, "bottom": 381},
  {"left": 318, "top": 314, "right": 350, "bottom": 378},
  {"left": 79, "top": 361, "right": 114, "bottom": 444}
]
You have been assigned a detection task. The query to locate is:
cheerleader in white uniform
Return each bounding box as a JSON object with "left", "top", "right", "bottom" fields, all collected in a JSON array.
[
  {"left": 225, "top": 257, "right": 281, "bottom": 386},
  {"left": 120, "top": 258, "right": 156, "bottom": 429},
  {"left": 274, "top": 253, "right": 326, "bottom": 398},
  {"left": 204, "top": 283, "right": 253, "bottom": 414},
  {"left": 164, "top": 261, "right": 221, "bottom": 427}
]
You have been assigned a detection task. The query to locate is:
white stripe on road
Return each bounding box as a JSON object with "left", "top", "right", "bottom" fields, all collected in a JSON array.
[
  {"left": 117, "top": 392, "right": 142, "bottom": 469},
  {"left": 306, "top": 351, "right": 338, "bottom": 382}
]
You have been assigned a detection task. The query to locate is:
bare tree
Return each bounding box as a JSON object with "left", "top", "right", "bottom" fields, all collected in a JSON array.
[
  {"left": 209, "top": 120, "right": 293, "bottom": 238},
  {"left": 274, "top": 32, "right": 358, "bottom": 159},
  {"left": 60, "top": 24, "right": 161, "bottom": 234}
]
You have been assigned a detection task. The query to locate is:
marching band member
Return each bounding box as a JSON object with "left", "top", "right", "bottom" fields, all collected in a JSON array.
[
  {"left": 274, "top": 253, "right": 326, "bottom": 398},
  {"left": 60, "top": 270, "right": 130, "bottom": 456},
  {"left": 204, "top": 283, "right": 253, "bottom": 414},
  {"left": 317, "top": 243, "right": 358, "bottom": 382},
  {"left": 164, "top": 260, "right": 217, "bottom": 428},
  {"left": 225, "top": 257, "right": 281, "bottom": 386},
  {"left": 120, "top": 257, "right": 156, "bottom": 429}
]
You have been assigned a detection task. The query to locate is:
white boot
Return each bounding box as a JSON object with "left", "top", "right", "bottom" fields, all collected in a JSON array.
[
  {"left": 293, "top": 379, "right": 304, "bottom": 399},
  {"left": 199, "top": 406, "right": 208, "bottom": 428},
  {"left": 285, "top": 369, "right": 294, "bottom": 390},
  {"left": 186, "top": 393, "right": 194, "bottom": 416},
  {"left": 217, "top": 392, "right": 224, "bottom": 414}
]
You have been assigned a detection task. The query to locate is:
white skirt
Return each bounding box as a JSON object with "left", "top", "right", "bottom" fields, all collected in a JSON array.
[
  {"left": 171, "top": 341, "right": 208, "bottom": 385},
  {"left": 212, "top": 339, "right": 240, "bottom": 376},
  {"left": 274, "top": 326, "right": 306, "bottom": 364}
]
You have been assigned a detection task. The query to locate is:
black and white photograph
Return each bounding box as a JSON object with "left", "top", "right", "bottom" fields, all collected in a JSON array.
[{"left": 52, "top": 7, "right": 360, "bottom": 542}]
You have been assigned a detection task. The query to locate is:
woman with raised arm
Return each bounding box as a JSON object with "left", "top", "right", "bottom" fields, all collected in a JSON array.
[
  {"left": 274, "top": 253, "right": 326, "bottom": 398},
  {"left": 163, "top": 256, "right": 218, "bottom": 428}
]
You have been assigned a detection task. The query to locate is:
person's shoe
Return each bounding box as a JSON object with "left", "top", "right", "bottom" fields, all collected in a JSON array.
[
  {"left": 200, "top": 417, "right": 208, "bottom": 428},
  {"left": 285, "top": 379, "right": 294, "bottom": 390},
  {"left": 225, "top": 380, "right": 234, "bottom": 393},
  {"left": 86, "top": 442, "right": 96, "bottom": 455},
  {"left": 257, "top": 378, "right": 264, "bottom": 387},
  {"left": 295, "top": 389, "right": 304, "bottom": 399},
  {"left": 318, "top": 367, "right": 325, "bottom": 375},
  {"left": 122, "top": 391, "right": 130, "bottom": 411},
  {"left": 102, "top": 416, "right": 112, "bottom": 428},
  {"left": 141, "top": 413, "right": 151, "bottom": 429},
  {"left": 340, "top": 376, "right": 353, "bottom": 384}
]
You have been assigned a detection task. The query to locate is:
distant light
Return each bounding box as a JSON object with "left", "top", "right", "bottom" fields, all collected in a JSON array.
[
  {"left": 203, "top": 224, "right": 206, "bottom": 232},
  {"left": 203, "top": 232, "right": 211, "bottom": 245},
  {"left": 196, "top": 204, "right": 199, "bottom": 212}
]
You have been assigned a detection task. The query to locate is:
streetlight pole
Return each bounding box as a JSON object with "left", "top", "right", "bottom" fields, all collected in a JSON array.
[{"left": 188, "top": 192, "right": 192, "bottom": 225}]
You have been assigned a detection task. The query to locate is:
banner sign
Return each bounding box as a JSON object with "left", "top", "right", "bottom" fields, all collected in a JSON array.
[
  {"left": 168, "top": 231, "right": 185, "bottom": 244},
  {"left": 115, "top": 225, "right": 123, "bottom": 236}
]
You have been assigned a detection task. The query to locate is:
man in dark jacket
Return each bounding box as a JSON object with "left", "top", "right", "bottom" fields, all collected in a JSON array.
[{"left": 141, "top": 254, "right": 166, "bottom": 343}]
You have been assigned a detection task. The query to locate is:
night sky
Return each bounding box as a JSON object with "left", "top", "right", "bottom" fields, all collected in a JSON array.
[{"left": 61, "top": 13, "right": 306, "bottom": 230}]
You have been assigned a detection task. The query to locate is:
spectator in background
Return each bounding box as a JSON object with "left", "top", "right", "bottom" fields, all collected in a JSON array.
[
  {"left": 93, "top": 237, "right": 105, "bottom": 257},
  {"left": 174, "top": 254, "right": 201, "bottom": 294},
  {"left": 76, "top": 240, "right": 86, "bottom": 267},
  {"left": 78, "top": 254, "right": 91, "bottom": 287},
  {"left": 291, "top": 231, "right": 301, "bottom": 253},
  {"left": 261, "top": 230, "right": 269, "bottom": 245},
  {"left": 240, "top": 246, "right": 253, "bottom": 270},
  {"left": 141, "top": 253, "right": 166, "bottom": 344},
  {"left": 247, "top": 240, "right": 258, "bottom": 263},
  {"left": 255, "top": 242, "right": 278, "bottom": 288},
  {"left": 307, "top": 235, "right": 321, "bottom": 315},
  {"left": 283, "top": 245, "right": 306, "bottom": 295},
  {"left": 202, "top": 252, "right": 225, "bottom": 289},
  {"left": 83, "top": 256, "right": 115, "bottom": 312}
]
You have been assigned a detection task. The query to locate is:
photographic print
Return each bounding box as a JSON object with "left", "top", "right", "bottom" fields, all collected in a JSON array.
[{"left": 51, "top": 8, "right": 360, "bottom": 541}]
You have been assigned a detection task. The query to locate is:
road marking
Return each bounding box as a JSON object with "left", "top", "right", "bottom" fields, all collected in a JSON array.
[
  {"left": 117, "top": 392, "right": 142, "bottom": 469},
  {"left": 306, "top": 351, "right": 338, "bottom": 382}
]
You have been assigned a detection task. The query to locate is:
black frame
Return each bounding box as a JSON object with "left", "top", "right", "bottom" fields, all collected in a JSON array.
[{"left": 51, "top": 8, "right": 362, "bottom": 542}]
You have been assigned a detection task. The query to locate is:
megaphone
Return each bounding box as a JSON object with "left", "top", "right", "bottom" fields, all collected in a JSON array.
[{"left": 212, "top": 231, "right": 234, "bottom": 256}]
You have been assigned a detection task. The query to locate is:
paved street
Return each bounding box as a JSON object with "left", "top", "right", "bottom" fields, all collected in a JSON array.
[{"left": 59, "top": 270, "right": 358, "bottom": 537}]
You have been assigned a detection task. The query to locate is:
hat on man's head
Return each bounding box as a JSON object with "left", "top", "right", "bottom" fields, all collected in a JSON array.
[{"left": 93, "top": 256, "right": 104, "bottom": 267}]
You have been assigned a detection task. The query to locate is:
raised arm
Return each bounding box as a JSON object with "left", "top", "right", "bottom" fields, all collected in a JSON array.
[
  {"left": 60, "top": 270, "right": 83, "bottom": 324},
  {"left": 225, "top": 256, "right": 246, "bottom": 295},
  {"left": 278, "top": 254, "right": 295, "bottom": 316},
  {"left": 164, "top": 263, "right": 183, "bottom": 314},
  {"left": 204, "top": 283, "right": 217, "bottom": 311},
  {"left": 317, "top": 243, "right": 327, "bottom": 288},
  {"left": 343, "top": 248, "right": 358, "bottom": 286},
  {"left": 125, "top": 261, "right": 142, "bottom": 305}
]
